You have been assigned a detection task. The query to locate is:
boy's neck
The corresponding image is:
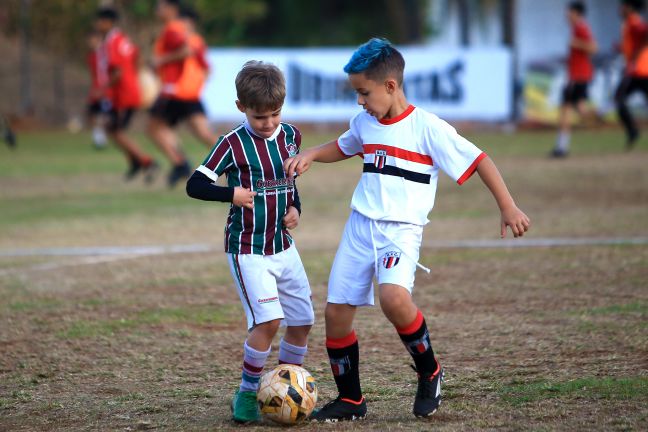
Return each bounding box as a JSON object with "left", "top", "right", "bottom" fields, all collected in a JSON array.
[{"left": 383, "top": 93, "right": 410, "bottom": 121}]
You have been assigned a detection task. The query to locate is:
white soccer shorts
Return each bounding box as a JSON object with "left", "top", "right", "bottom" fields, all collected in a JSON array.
[
  {"left": 227, "top": 245, "right": 314, "bottom": 330},
  {"left": 327, "top": 210, "right": 424, "bottom": 306}
]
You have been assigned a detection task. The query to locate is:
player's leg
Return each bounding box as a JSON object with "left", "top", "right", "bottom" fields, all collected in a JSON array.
[
  {"left": 108, "top": 110, "right": 158, "bottom": 182},
  {"left": 86, "top": 101, "right": 107, "bottom": 149},
  {"left": 227, "top": 253, "right": 284, "bottom": 423},
  {"left": 375, "top": 221, "right": 442, "bottom": 418},
  {"left": 311, "top": 211, "right": 373, "bottom": 422},
  {"left": 273, "top": 246, "right": 314, "bottom": 367},
  {"left": 147, "top": 98, "right": 191, "bottom": 186},
  {"left": 186, "top": 105, "right": 218, "bottom": 148},
  {"left": 615, "top": 76, "right": 640, "bottom": 147},
  {"left": 630, "top": 77, "right": 648, "bottom": 150},
  {"left": 379, "top": 283, "right": 442, "bottom": 417},
  {"left": 552, "top": 84, "right": 574, "bottom": 158}
]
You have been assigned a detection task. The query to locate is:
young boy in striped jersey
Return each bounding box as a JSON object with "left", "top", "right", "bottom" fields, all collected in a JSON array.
[
  {"left": 285, "top": 38, "right": 530, "bottom": 421},
  {"left": 186, "top": 61, "right": 314, "bottom": 423}
]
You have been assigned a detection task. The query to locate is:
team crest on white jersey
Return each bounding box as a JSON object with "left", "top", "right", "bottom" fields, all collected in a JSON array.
[
  {"left": 382, "top": 251, "right": 401, "bottom": 268},
  {"left": 374, "top": 149, "right": 387, "bottom": 169}
]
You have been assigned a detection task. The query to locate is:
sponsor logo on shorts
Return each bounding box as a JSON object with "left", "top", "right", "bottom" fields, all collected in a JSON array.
[
  {"left": 257, "top": 296, "right": 279, "bottom": 304},
  {"left": 374, "top": 149, "right": 387, "bottom": 169},
  {"left": 382, "top": 251, "right": 401, "bottom": 269}
]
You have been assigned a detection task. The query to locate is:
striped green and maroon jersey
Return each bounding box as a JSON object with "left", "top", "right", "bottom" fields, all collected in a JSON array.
[{"left": 196, "top": 121, "right": 301, "bottom": 255}]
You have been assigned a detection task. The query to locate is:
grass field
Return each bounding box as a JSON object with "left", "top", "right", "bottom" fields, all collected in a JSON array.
[{"left": 1, "top": 127, "right": 647, "bottom": 431}]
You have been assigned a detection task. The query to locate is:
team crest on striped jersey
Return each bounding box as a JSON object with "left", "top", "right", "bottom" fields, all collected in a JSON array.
[
  {"left": 374, "top": 149, "right": 387, "bottom": 169},
  {"left": 382, "top": 251, "right": 401, "bottom": 268},
  {"left": 285, "top": 142, "right": 298, "bottom": 157},
  {"left": 330, "top": 355, "right": 351, "bottom": 376}
]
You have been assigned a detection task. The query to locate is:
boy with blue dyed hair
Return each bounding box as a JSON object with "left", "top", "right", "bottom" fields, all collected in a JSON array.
[{"left": 285, "top": 38, "right": 530, "bottom": 421}]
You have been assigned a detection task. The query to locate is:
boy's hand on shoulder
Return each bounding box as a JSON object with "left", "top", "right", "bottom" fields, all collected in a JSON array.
[
  {"left": 283, "top": 206, "right": 300, "bottom": 230},
  {"left": 500, "top": 205, "right": 530, "bottom": 238},
  {"left": 284, "top": 151, "right": 313, "bottom": 177},
  {"left": 232, "top": 187, "right": 256, "bottom": 210}
]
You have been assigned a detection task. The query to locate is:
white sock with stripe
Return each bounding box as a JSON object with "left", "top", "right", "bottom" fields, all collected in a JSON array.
[
  {"left": 278, "top": 338, "right": 307, "bottom": 366},
  {"left": 240, "top": 341, "right": 270, "bottom": 392}
]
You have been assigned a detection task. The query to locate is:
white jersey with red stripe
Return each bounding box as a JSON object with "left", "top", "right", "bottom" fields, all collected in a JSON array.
[{"left": 336, "top": 105, "right": 486, "bottom": 226}]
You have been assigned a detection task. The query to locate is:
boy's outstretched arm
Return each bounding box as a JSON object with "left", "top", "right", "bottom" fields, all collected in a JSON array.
[
  {"left": 476, "top": 156, "right": 531, "bottom": 238},
  {"left": 284, "top": 140, "right": 349, "bottom": 177}
]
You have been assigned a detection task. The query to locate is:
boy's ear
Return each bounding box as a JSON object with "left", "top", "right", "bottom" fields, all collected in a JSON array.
[
  {"left": 235, "top": 100, "right": 246, "bottom": 113},
  {"left": 384, "top": 78, "right": 398, "bottom": 94}
]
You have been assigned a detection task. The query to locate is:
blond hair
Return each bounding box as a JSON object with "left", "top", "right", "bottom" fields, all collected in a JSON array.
[{"left": 235, "top": 61, "right": 286, "bottom": 111}]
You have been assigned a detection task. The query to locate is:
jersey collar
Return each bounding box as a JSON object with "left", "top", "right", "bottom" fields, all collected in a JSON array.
[
  {"left": 378, "top": 104, "right": 415, "bottom": 125},
  {"left": 243, "top": 120, "right": 282, "bottom": 141}
]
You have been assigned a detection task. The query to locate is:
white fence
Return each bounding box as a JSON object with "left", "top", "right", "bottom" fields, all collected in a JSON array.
[{"left": 202, "top": 47, "right": 512, "bottom": 123}]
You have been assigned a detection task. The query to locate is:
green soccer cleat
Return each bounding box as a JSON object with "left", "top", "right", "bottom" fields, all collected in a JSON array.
[{"left": 231, "top": 389, "right": 260, "bottom": 423}]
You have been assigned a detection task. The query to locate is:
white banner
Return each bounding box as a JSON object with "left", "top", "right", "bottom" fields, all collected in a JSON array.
[{"left": 201, "top": 47, "right": 512, "bottom": 122}]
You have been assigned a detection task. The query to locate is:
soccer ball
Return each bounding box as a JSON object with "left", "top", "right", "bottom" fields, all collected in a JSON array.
[{"left": 257, "top": 364, "right": 318, "bottom": 424}]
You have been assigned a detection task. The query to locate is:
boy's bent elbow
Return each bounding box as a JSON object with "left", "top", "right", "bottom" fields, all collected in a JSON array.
[{"left": 185, "top": 176, "right": 199, "bottom": 199}]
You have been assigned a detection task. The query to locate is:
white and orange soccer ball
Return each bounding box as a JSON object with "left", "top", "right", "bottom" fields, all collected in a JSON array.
[
  {"left": 137, "top": 68, "right": 160, "bottom": 109},
  {"left": 257, "top": 364, "right": 318, "bottom": 424}
]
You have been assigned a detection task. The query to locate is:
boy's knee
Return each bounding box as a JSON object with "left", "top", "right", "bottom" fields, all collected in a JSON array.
[
  {"left": 379, "top": 285, "right": 415, "bottom": 319},
  {"left": 255, "top": 319, "right": 281, "bottom": 335}
]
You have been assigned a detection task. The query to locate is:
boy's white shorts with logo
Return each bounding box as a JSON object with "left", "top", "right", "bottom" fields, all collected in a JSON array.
[
  {"left": 227, "top": 245, "right": 314, "bottom": 330},
  {"left": 328, "top": 210, "right": 425, "bottom": 307}
]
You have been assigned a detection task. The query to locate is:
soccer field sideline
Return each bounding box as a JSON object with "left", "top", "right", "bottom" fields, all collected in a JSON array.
[
  {"left": 2, "top": 236, "right": 647, "bottom": 258},
  {"left": 2, "top": 236, "right": 647, "bottom": 277}
]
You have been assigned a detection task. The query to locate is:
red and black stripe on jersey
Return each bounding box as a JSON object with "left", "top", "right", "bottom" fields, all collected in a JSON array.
[
  {"left": 201, "top": 122, "right": 301, "bottom": 255},
  {"left": 362, "top": 144, "right": 433, "bottom": 184}
]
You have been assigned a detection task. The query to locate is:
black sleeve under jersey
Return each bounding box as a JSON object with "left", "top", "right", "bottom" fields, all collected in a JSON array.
[
  {"left": 292, "top": 184, "right": 302, "bottom": 215},
  {"left": 185, "top": 170, "right": 234, "bottom": 203}
]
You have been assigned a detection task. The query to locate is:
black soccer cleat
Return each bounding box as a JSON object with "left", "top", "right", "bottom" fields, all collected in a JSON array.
[
  {"left": 412, "top": 363, "right": 444, "bottom": 418},
  {"left": 310, "top": 396, "right": 367, "bottom": 423},
  {"left": 167, "top": 160, "right": 192, "bottom": 188},
  {"left": 549, "top": 148, "right": 568, "bottom": 159},
  {"left": 124, "top": 160, "right": 142, "bottom": 181},
  {"left": 4, "top": 128, "right": 16, "bottom": 149},
  {"left": 626, "top": 130, "right": 639, "bottom": 150}
]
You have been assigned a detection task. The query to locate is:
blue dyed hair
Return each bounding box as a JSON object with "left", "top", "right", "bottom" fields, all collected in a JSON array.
[{"left": 343, "top": 37, "right": 405, "bottom": 84}]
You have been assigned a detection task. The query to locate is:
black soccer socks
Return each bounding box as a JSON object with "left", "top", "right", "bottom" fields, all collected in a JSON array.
[
  {"left": 326, "top": 330, "right": 363, "bottom": 402},
  {"left": 396, "top": 309, "right": 438, "bottom": 374}
]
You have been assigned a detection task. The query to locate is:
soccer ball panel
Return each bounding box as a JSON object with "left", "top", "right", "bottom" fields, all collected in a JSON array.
[{"left": 257, "top": 364, "right": 318, "bottom": 424}]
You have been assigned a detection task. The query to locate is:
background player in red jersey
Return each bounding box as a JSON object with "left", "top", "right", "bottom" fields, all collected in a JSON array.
[
  {"left": 551, "top": 1, "right": 598, "bottom": 158},
  {"left": 148, "top": 0, "right": 218, "bottom": 187},
  {"left": 615, "top": 0, "right": 648, "bottom": 149},
  {"left": 95, "top": 8, "right": 158, "bottom": 182},
  {"left": 85, "top": 30, "right": 109, "bottom": 150}
]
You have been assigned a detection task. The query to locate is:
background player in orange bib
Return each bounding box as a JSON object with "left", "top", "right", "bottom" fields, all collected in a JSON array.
[
  {"left": 551, "top": 1, "right": 598, "bottom": 158},
  {"left": 95, "top": 8, "right": 158, "bottom": 182},
  {"left": 148, "top": 0, "right": 218, "bottom": 187},
  {"left": 615, "top": 0, "right": 648, "bottom": 149}
]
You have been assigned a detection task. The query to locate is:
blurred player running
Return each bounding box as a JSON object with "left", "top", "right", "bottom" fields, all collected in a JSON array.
[
  {"left": 551, "top": 1, "right": 598, "bottom": 158},
  {"left": 148, "top": 0, "right": 218, "bottom": 187},
  {"left": 85, "top": 30, "right": 109, "bottom": 150},
  {"left": 95, "top": 8, "right": 158, "bottom": 182},
  {"left": 615, "top": 0, "right": 648, "bottom": 149}
]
